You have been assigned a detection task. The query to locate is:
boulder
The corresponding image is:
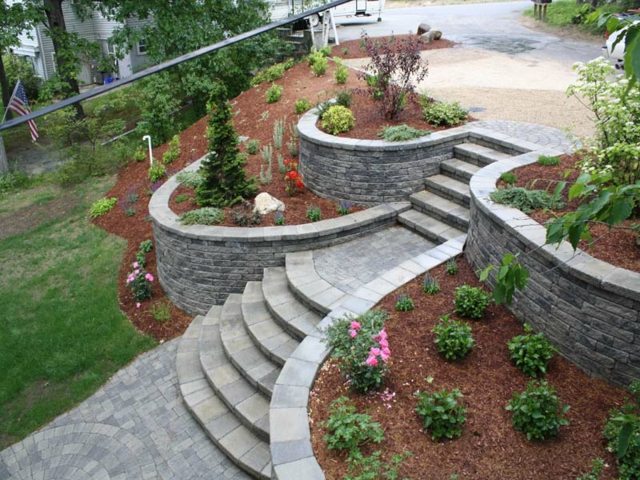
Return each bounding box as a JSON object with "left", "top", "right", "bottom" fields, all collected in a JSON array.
[
  {"left": 253, "top": 192, "right": 285, "bottom": 215},
  {"left": 416, "top": 23, "right": 431, "bottom": 35},
  {"left": 421, "top": 30, "right": 442, "bottom": 43}
]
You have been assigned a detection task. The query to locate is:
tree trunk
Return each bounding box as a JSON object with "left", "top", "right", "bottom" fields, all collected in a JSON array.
[
  {"left": 42, "top": 0, "right": 84, "bottom": 118},
  {"left": 0, "top": 53, "right": 12, "bottom": 121}
]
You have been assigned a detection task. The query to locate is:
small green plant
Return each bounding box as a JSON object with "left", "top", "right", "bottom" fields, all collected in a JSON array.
[
  {"left": 395, "top": 294, "right": 414, "bottom": 312},
  {"left": 490, "top": 187, "right": 564, "bottom": 213},
  {"left": 89, "top": 197, "right": 117, "bottom": 218},
  {"left": 306, "top": 205, "right": 322, "bottom": 222},
  {"left": 507, "top": 380, "right": 569, "bottom": 441},
  {"left": 276, "top": 153, "right": 286, "bottom": 174},
  {"left": 335, "top": 90, "right": 353, "bottom": 108},
  {"left": 273, "top": 118, "right": 285, "bottom": 150},
  {"left": 335, "top": 63, "right": 349, "bottom": 84},
  {"left": 433, "top": 315, "right": 474, "bottom": 361},
  {"left": 245, "top": 139, "right": 260, "bottom": 155},
  {"left": 323, "top": 396, "right": 384, "bottom": 454},
  {"left": 148, "top": 163, "right": 166, "bottom": 182},
  {"left": 274, "top": 211, "right": 285, "bottom": 225},
  {"left": 454, "top": 285, "right": 491, "bottom": 320},
  {"left": 295, "top": 98, "right": 312, "bottom": 114},
  {"left": 576, "top": 458, "right": 605, "bottom": 480},
  {"left": 133, "top": 147, "right": 146, "bottom": 162},
  {"left": 415, "top": 388, "right": 467, "bottom": 441},
  {"left": 265, "top": 83, "right": 283, "bottom": 103},
  {"left": 151, "top": 301, "right": 171, "bottom": 323},
  {"left": 378, "top": 124, "right": 430, "bottom": 142},
  {"left": 422, "top": 273, "right": 440, "bottom": 294},
  {"left": 508, "top": 324, "right": 555, "bottom": 377},
  {"left": 538, "top": 154, "right": 560, "bottom": 166},
  {"left": 231, "top": 200, "right": 262, "bottom": 226},
  {"left": 175, "top": 193, "right": 190, "bottom": 203},
  {"left": 308, "top": 50, "right": 329, "bottom": 76},
  {"left": 175, "top": 171, "right": 203, "bottom": 189},
  {"left": 500, "top": 171, "right": 517, "bottom": 185},
  {"left": 125, "top": 207, "right": 136, "bottom": 217},
  {"left": 162, "top": 134, "right": 180, "bottom": 164},
  {"left": 445, "top": 258, "right": 458, "bottom": 275},
  {"left": 603, "top": 380, "right": 640, "bottom": 480},
  {"left": 337, "top": 199, "right": 352, "bottom": 215},
  {"left": 346, "top": 450, "right": 412, "bottom": 480},
  {"left": 422, "top": 100, "right": 468, "bottom": 126},
  {"left": 250, "top": 62, "right": 286, "bottom": 86},
  {"left": 179, "top": 207, "right": 224, "bottom": 225},
  {"left": 321, "top": 105, "right": 355, "bottom": 135},
  {"left": 287, "top": 122, "right": 299, "bottom": 157},
  {"left": 139, "top": 239, "right": 153, "bottom": 254},
  {"left": 259, "top": 144, "right": 273, "bottom": 185}
]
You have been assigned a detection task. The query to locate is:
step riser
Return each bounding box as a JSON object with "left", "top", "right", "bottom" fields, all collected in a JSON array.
[
  {"left": 264, "top": 299, "right": 306, "bottom": 341},
  {"left": 424, "top": 180, "right": 470, "bottom": 207},
  {"left": 223, "top": 342, "right": 276, "bottom": 398},
  {"left": 410, "top": 201, "right": 469, "bottom": 230},
  {"left": 397, "top": 214, "right": 451, "bottom": 244},
  {"left": 453, "top": 146, "right": 500, "bottom": 167}
]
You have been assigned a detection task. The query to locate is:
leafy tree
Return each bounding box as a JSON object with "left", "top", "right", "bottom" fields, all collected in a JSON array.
[{"left": 196, "top": 86, "right": 256, "bottom": 207}]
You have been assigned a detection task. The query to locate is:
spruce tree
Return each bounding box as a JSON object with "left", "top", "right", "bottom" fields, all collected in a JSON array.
[{"left": 197, "top": 87, "right": 257, "bottom": 207}]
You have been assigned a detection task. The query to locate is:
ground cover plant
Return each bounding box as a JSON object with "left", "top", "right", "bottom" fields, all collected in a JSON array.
[{"left": 378, "top": 124, "right": 430, "bottom": 142}]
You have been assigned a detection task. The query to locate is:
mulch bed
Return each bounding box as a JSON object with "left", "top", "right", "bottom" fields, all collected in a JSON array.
[
  {"left": 331, "top": 35, "right": 454, "bottom": 60},
  {"left": 505, "top": 153, "right": 640, "bottom": 273},
  {"left": 310, "top": 255, "right": 629, "bottom": 480}
]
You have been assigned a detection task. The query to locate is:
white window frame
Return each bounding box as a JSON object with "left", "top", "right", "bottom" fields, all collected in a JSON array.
[{"left": 136, "top": 39, "right": 148, "bottom": 56}]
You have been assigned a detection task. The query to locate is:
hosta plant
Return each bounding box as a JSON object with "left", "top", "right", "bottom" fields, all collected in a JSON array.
[
  {"left": 415, "top": 388, "right": 467, "bottom": 441},
  {"left": 433, "top": 315, "right": 474, "bottom": 361},
  {"left": 89, "top": 197, "right": 117, "bottom": 218},
  {"left": 508, "top": 324, "right": 555, "bottom": 377}
]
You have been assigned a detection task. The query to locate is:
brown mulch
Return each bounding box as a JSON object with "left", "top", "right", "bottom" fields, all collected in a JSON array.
[
  {"left": 331, "top": 35, "right": 455, "bottom": 59},
  {"left": 505, "top": 153, "right": 640, "bottom": 273},
  {"left": 310, "top": 256, "right": 629, "bottom": 480}
]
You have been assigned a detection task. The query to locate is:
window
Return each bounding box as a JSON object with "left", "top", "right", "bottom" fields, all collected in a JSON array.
[{"left": 137, "top": 39, "right": 147, "bottom": 56}]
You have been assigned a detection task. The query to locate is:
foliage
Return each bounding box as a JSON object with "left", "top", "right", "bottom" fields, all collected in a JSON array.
[
  {"left": 175, "top": 193, "right": 190, "bottom": 203},
  {"left": 148, "top": 163, "right": 166, "bottom": 183},
  {"left": 274, "top": 211, "right": 285, "bottom": 225},
  {"left": 287, "top": 121, "right": 299, "bottom": 157},
  {"left": 599, "top": 11, "right": 640, "bottom": 83},
  {"left": 231, "top": 200, "right": 261, "bottom": 226},
  {"left": 284, "top": 159, "right": 304, "bottom": 196},
  {"left": 277, "top": 153, "right": 286, "bottom": 174},
  {"left": 137, "top": 73, "right": 182, "bottom": 144},
  {"left": 576, "top": 458, "right": 605, "bottom": 480},
  {"left": 395, "top": 294, "right": 415, "bottom": 312},
  {"left": 246, "top": 139, "right": 260, "bottom": 155},
  {"left": 336, "top": 90, "right": 353, "bottom": 108},
  {"left": 125, "top": 261, "right": 154, "bottom": 302},
  {"left": 423, "top": 273, "right": 440, "bottom": 294},
  {"left": 479, "top": 252, "right": 529, "bottom": 305},
  {"left": 378, "top": 124, "right": 430, "bottom": 142},
  {"left": 345, "top": 450, "right": 412, "bottom": 480},
  {"left": 273, "top": 118, "right": 285, "bottom": 150},
  {"left": 335, "top": 63, "right": 349, "bottom": 84},
  {"left": 197, "top": 88, "right": 257, "bottom": 207},
  {"left": 324, "top": 396, "right": 384, "bottom": 454},
  {"left": 308, "top": 50, "right": 328, "bottom": 76},
  {"left": 433, "top": 315, "right": 474, "bottom": 361},
  {"left": 324, "top": 310, "right": 390, "bottom": 393},
  {"left": 179, "top": 207, "right": 225, "bottom": 225},
  {"left": 538, "top": 155, "right": 560, "bottom": 166},
  {"left": 162, "top": 135, "right": 181, "bottom": 164},
  {"left": 490, "top": 187, "right": 564, "bottom": 213},
  {"left": 306, "top": 205, "right": 322, "bottom": 222},
  {"left": 337, "top": 199, "right": 352, "bottom": 215},
  {"left": 176, "top": 171, "right": 203, "bottom": 189},
  {"left": 265, "top": 83, "right": 283, "bottom": 103},
  {"left": 500, "top": 171, "right": 517, "bottom": 185},
  {"left": 151, "top": 301, "right": 171, "bottom": 323},
  {"left": 259, "top": 144, "right": 273, "bottom": 185},
  {"left": 136, "top": 239, "right": 153, "bottom": 267},
  {"left": 507, "top": 380, "right": 570, "bottom": 441},
  {"left": 133, "top": 147, "right": 146, "bottom": 162},
  {"left": 358, "top": 33, "right": 429, "bottom": 119},
  {"left": 508, "top": 324, "right": 555, "bottom": 377},
  {"left": 603, "top": 380, "right": 640, "bottom": 480},
  {"left": 0, "top": 171, "right": 32, "bottom": 196},
  {"left": 89, "top": 197, "right": 117, "bottom": 218},
  {"left": 250, "top": 61, "right": 289, "bottom": 87},
  {"left": 295, "top": 98, "right": 312, "bottom": 114},
  {"left": 454, "top": 285, "right": 491, "bottom": 320},
  {"left": 422, "top": 100, "right": 468, "bottom": 126},
  {"left": 2, "top": 53, "right": 41, "bottom": 101},
  {"left": 415, "top": 388, "right": 467, "bottom": 440},
  {"left": 445, "top": 258, "right": 458, "bottom": 275},
  {"left": 321, "top": 105, "right": 355, "bottom": 135}
]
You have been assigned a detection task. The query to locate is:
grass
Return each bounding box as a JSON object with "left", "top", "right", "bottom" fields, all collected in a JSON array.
[
  {"left": 0, "top": 177, "right": 156, "bottom": 448},
  {"left": 524, "top": 0, "right": 624, "bottom": 34}
]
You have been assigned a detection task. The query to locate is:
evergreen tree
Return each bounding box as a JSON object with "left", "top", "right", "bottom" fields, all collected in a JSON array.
[{"left": 197, "top": 87, "right": 256, "bottom": 207}]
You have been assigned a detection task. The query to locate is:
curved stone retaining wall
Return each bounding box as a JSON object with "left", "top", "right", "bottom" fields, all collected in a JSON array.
[
  {"left": 149, "top": 159, "right": 410, "bottom": 315},
  {"left": 466, "top": 151, "right": 640, "bottom": 386}
]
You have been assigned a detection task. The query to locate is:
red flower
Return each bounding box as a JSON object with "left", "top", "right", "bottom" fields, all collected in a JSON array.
[
  {"left": 288, "top": 170, "right": 298, "bottom": 180},
  {"left": 295, "top": 179, "right": 304, "bottom": 189}
]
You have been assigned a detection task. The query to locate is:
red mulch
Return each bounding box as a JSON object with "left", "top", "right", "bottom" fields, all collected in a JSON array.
[
  {"left": 506, "top": 153, "right": 640, "bottom": 273},
  {"left": 310, "top": 256, "right": 629, "bottom": 480},
  {"left": 331, "top": 36, "right": 455, "bottom": 60}
]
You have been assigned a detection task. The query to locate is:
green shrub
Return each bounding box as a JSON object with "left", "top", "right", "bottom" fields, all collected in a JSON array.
[
  {"left": 321, "top": 105, "right": 355, "bottom": 135},
  {"left": 415, "top": 388, "right": 467, "bottom": 440},
  {"left": 395, "top": 294, "right": 414, "bottom": 312},
  {"left": 133, "top": 147, "right": 146, "bottom": 162},
  {"left": 500, "top": 171, "right": 517, "bottom": 185},
  {"left": 0, "top": 171, "right": 31, "bottom": 195},
  {"left": 323, "top": 396, "right": 384, "bottom": 454},
  {"left": 251, "top": 63, "right": 286, "bottom": 87},
  {"left": 162, "top": 134, "right": 181, "bottom": 164},
  {"left": 335, "top": 64, "right": 349, "bottom": 84},
  {"left": 179, "top": 207, "right": 224, "bottom": 225},
  {"left": 378, "top": 124, "right": 430, "bottom": 142},
  {"left": 445, "top": 258, "right": 458, "bottom": 275},
  {"left": 508, "top": 324, "right": 555, "bottom": 377},
  {"left": 422, "top": 101, "right": 468, "bottom": 126},
  {"left": 139, "top": 239, "right": 153, "bottom": 254},
  {"left": 335, "top": 90, "right": 352, "bottom": 108},
  {"left": 245, "top": 139, "right": 260, "bottom": 155},
  {"left": 312, "top": 56, "right": 328, "bottom": 76},
  {"left": 576, "top": 458, "right": 605, "bottom": 480},
  {"left": 507, "top": 380, "right": 569, "bottom": 441},
  {"left": 89, "top": 197, "right": 117, "bottom": 218},
  {"left": 306, "top": 205, "right": 322, "bottom": 222},
  {"left": 151, "top": 301, "right": 171, "bottom": 323},
  {"left": 148, "top": 163, "right": 166, "bottom": 182},
  {"left": 346, "top": 450, "right": 411, "bottom": 480},
  {"left": 295, "top": 98, "right": 312, "bottom": 114},
  {"left": 538, "top": 155, "right": 560, "bottom": 166},
  {"left": 423, "top": 273, "right": 440, "bottom": 294},
  {"left": 265, "top": 83, "right": 283, "bottom": 103},
  {"left": 454, "top": 285, "right": 491, "bottom": 320},
  {"left": 595, "top": 142, "right": 640, "bottom": 186},
  {"left": 490, "top": 187, "right": 563, "bottom": 213},
  {"left": 603, "top": 381, "right": 640, "bottom": 480},
  {"left": 176, "top": 171, "right": 203, "bottom": 189},
  {"left": 433, "top": 315, "right": 474, "bottom": 361}
]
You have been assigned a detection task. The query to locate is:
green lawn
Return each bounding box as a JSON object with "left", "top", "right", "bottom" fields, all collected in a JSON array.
[{"left": 0, "top": 177, "right": 156, "bottom": 448}]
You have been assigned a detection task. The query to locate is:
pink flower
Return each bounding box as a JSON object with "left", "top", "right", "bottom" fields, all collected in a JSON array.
[
  {"left": 365, "top": 355, "right": 378, "bottom": 367},
  {"left": 134, "top": 269, "right": 140, "bottom": 275},
  {"left": 145, "top": 273, "right": 154, "bottom": 282},
  {"left": 349, "top": 329, "right": 358, "bottom": 338},
  {"left": 370, "top": 347, "right": 381, "bottom": 357},
  {"left": 136, "top": 302, "right": 141, "bottom": 308},
  {"left": 350, "top": 321, "right": 361, "bottom": 331},
  {"left": 133, "top": 261, "right": 139, "bottom": 269},
  {"left": 374, "top": 329, "right": 388, "bottom": 343},
  {"left": 126, "top": 274, "right": 135, "bottom": 284},
  {"left": 380, "top": 347, "right": 391, "bottom": 362},
  {"left": 379, "top": 338, "right": 389, "bottom": 349}
]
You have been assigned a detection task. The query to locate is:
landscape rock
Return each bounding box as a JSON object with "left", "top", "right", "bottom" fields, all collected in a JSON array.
[
  {"left": 254, "top": 192, "right": 285, "bottom": 215},
  {"left": 421, "top": 30, "right": 442, "bottom": 43},
  {"left": 416, "top": 23, "right": 431, "bottom": 35}
]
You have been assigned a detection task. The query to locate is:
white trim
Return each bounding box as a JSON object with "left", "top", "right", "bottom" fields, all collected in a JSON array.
[{"left": 136, "top": 39, "right": 148, "bottom": 56}]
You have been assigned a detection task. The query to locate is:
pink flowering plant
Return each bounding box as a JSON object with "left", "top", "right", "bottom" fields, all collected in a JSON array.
[
  {"left": 325, "top": 310, "right": 390, "bottom": 393},
  {"left": 126, "top": 261, "right": 154, "bottom": 301}
]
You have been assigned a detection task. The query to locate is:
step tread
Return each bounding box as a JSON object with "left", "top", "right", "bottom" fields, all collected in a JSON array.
[
  {"left": 219, "top": 294, "right": 281, "bottom": 397},
  {"left": 242, "top": 282, "right": 300, "bottom": 366},
  {"left": 454, "top": 142, "right": 513, "bottom": 164},
  {"left": 177, "top": 316, "right": 271, "bottom": 479},
  {"left": 409, "top": 190, "right": 470, "bottom": 228},
  {"left": 442, "top": 158, "right": 482, "bottom": 179},
  {"left": 398, "top": 209, "right": 465, "bottom": 242},
  {"left": 262, "top": 267, "right": 322, "bottom": 340}
]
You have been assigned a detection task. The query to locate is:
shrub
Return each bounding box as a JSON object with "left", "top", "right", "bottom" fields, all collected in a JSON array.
[
  {"left": 321, "top": 105, "right": 355, "bottom": 135},
  {"left": 325, "top": 310, "right": 390, "bottom": 393},
  {"left": 265, "top": 83, "right": 283, "bottom": 103},
  {"left": 346, "top": 450, "right": 411, "bottom": 480},
  {"left": 433, "top": 315, "right": 474, "bottom": 361},
  {"left": 415, "top": 388, "right": 467, "bottom": 440},
  {"left": 295, "top": 98, "right": 312, "bottom": 114},
  {"left": 335, "top": 90, "right": 353, "bottom": 108},
  {"left": 133, "top": 147, "right": 146, "bottom": 162},
  {"left": 358, "top": 33, "right": 429, "bottom": 119},
  {"left": 176, "top": 171, "right": 203, "bottom": 189},
  {"left": 500, "top": 171, "right": 517, "bottom": 185},
  {"left": 323, "top": 396, "right": 384, "bottom": 454},
  {"left": 490, "top": 187, "right": 563, "bottom": 213},
  {"left": 162, "top": 134, "right": 181, "bottom": 164},
  {"left": 250, "top": 62, "right": 286, "bottom": 87},
  {"left": 306, "top": 206, "right": 322, "bottom": 222},
  {"left": 337, "top": 200, "right": 352, "bottom": 215},
  {"left": 0, "top": 171, "right": 31, "bottom": 195},
  {"left": 594, "top": 142, "right": 640, "bottom": 185},
  {"left": 378, "top": 124, "right": 430, "bottom": 142},
  {"left": 126, "top": 262, "right": 154, "bottom": 301},
  {"left": 538, "top": 155, "right": 560, "bottom": 166},
  {"left": 423, "top": 273, "right": 440, "bottom": 294},
  {"left": 507, "top": 380, "right": 569, "bottom": 441},
  {"left": 603, "top": 381, "right": 640, "bottom": 480},
  {"left": 395, "top": 294, "right": 414, "bottom": 312},
  {"left": 335, "top": 63, "right": 349, "bottom": 84},
  {"left": 422, "top": 100, "right": 468, "bottom": 126},
  {"left": 454, "top": 285, "right": 491, "bottom": 320},
  {"left": 245, "top": 139, "right": 260, "bottom": 155},
  {"left": 312, "top": 56, "right": 328, "bottom": 76},
  {"left": 179, "top": 207, "right": 224, "bottom": 225},
  {"left": 139, "top": 239, "right": 153, "bottom": 254},
  {"left": 445, "top": 258, "right": 458, "bottom": 275},
  {"left": 231, "top": 200, "right": 261, "bottom": 226},
  {"left": 89, "top": 197, "right": 117, "bottom": 218},
  {"left": 508, "top": 324, "right": 555, "bottom": 377},
  {"left": 148, "top": 163, "right": 166, "bottom": 182},
  {"left": 151, "top": 301, "right": 171, "bottom": 323}
]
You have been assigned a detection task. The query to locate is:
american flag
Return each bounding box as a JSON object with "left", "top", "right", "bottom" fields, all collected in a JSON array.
[{"left": 8, "top": 81, "right": 39, "bottom": 142}]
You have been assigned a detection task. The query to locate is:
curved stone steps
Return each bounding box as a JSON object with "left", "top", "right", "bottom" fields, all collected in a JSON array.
[
  {"left": 219, "top": 294, "right": 281, "bottom": 398},
  {"left": 177, "top": 315, "right": 271, "bottom": 479},
  {"left": 424, "top": 174, "right": 470, "bottom": 207},
  {"left": 241, "top": 282, "right": 299, "bottom": 367},
  {"left": 199, "top": 303, "right": 270, "bottom": 442},
  {"left": 262, "top": 267, "right": 322, "bottom": 341}
]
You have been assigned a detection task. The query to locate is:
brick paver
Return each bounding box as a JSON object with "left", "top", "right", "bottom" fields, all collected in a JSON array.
[{"left": 474, "top": 120, "right": 578, "bottom": 152}]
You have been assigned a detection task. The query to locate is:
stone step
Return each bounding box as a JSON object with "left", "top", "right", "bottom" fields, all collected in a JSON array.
[
  {"left": 262, "top": 267, "right": 322, "bottom": 341},
  {"left": 219, "top": 294, "right": 281, "bottom": 398},
  {"left": 242, "top": 282, "right": 300, "bottom": 367},
  {"left": 409, "top": 190, "right": 470, "bottom": 230},
  {"left": 424, "top": 174, "right": 470, "bottom": 207},
  {"left": 441, "top": 158, "right": 482, "bottom": 182},
  {"left": 398, "top": 209, "right": 465, "bottom": 243},
  {"left": 177, "top": 315, "right": 271, "bottom": 479},
  {"left": 199, "top": 303, "right": 270, "bottom": 442},
  {"left": 453, "top": 142, "right": 512, "bottom": 167}
]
